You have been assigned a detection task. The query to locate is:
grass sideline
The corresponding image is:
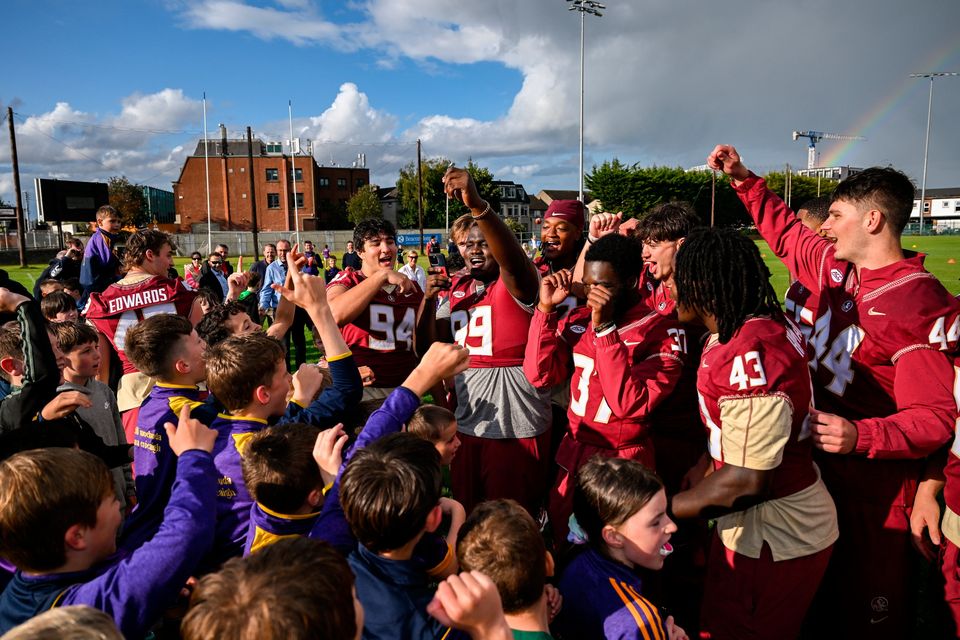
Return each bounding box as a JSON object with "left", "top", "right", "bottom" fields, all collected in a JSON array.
[{"left": 7, "top": 236, "right": 960, "bottom": 297}]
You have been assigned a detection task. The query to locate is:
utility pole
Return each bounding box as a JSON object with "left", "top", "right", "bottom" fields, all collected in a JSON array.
[
  {"left": 710, "top": 171, "right": 716, "bottom": 227},
  {"left": 910, "top": 72, "right": 958, "bottom": 235},
  {"left": 246, "top": 127, "right": 260, "bottom": 260},
  {"left": 417, "top": 139, "right": 424, "bottom": 252},
  {"left": 6, "top": 108, "right": 27, "bottom": 267}
]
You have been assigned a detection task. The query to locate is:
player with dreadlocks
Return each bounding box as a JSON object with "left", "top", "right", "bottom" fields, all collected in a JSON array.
[{"left": 669, "top": 227, "right": 838, "bottom": 640}]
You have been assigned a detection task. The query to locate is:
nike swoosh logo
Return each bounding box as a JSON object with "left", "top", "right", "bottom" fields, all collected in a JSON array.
[
  {"left": 624, "top": 341, "right": 642, "bottom": 346},
  {"left": 870, "top": 617, "right": 888, "bottom": 624},
  {"left": 868, "top": 307, "right": 885, "bottom": 316}
]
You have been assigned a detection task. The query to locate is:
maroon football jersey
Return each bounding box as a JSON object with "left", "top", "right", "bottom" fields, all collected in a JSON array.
[
  {"left": 784, "top": 278, "right": 820, "bottom": 353},
  {"left": 84, "top": 275, "right": 197, "bottom": 374},
  {"left": 525, "top": 303, "right": 686, "bottom": 449},
  {"left": 448, "top": 275, "right": 534, "bottom": 368},
  {"left": 534, "top": 256, "right": 581, "bottom": 319},
  {"left": 735, "top": 175, "right": 959, "bottom": 504},
  {"left": 697, "top": 317, "right": 817, "bottom": 499},
  {"left": 638, "top": 270, "right": 675, "bottom": 315},
  {"left": 328, "top": 268, "right": 423, "bottom": 387}
]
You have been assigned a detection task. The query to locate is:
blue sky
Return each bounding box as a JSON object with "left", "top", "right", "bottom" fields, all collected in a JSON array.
[{"left": 3, "top": 0, "right": 959, "bottom": 210}]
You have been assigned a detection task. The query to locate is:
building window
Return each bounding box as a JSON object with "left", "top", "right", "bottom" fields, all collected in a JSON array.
[
  {"left": 267, "top": 194, "right": 280, "bottom": 209},
  {"left": 942, "top": 201, "right": 950, "bottom": 208},
  {"left": 266, "top": 144, "right": 283, "bottom": 154},
  {"left": 288, "top": 168, "right": 303, "bottom": 182},
  {"left": 265, "top": 168, "right": 279, "bottom": 182},
  {"left": 292, "top": 192, "right": 304, "bottom": 208},
  {"left": 955, "top": 202, "right": 960, "bottom": 212},
  {"left": 319, "top": 177, "right": 330, "bottom": 187},
  {"left": 356, "top": 178, "right": 365, "bottom": 188},
  {"left": 337, "top": 178, "right": 347, "bottom": 188},
  {"left": 923, "top": 202, "right": 931, "bottom": 213}
]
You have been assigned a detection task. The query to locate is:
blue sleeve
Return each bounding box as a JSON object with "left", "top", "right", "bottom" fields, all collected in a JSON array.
[
  {"left": 279, "top": 356, "right": 363, "bottom": 428},
  {"left": 309, "top": 386, "right": 421, "bottom": 551},
  {"left": 258, "top": 264, "right": 278, "bottom": 309},
  {"left": 62, "top": 450, "right": 217, "bottom": 639}
]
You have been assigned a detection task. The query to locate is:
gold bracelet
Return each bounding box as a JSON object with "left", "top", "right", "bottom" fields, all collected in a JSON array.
[{"left": 471, "top": 201, "right": 493, "bottom": 220}]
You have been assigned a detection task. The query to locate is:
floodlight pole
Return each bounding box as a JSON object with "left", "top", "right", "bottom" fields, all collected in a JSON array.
[
  {"left": 568, "top": 0, "right": 605, "bottom": 204},
  {"left": 6, "top": 107, "right": 27, "bottom": 267},
  {"left": 910, "top": 72, "right": 958, "bottom": 235}
]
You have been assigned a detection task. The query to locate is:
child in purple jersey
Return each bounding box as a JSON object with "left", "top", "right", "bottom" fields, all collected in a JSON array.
[
  {"left": 119, "top": 314, "right": 215, "bottom": 551},
  {"left": 554, "top": 457, "right": 687, "bottom": 640},
  {"left": 240, "top": 422, "right": 337, "bottom": 556},
  {"left": 202, "top": 260, "right": 361, "bottom": 567},
  {"left": 0, "top": 406, "right": 219, "bottom": 638}
]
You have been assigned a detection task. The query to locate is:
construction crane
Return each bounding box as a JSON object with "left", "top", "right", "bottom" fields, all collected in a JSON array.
[{"left": 792, "top": 130, "right": 865, "bottom": 169}]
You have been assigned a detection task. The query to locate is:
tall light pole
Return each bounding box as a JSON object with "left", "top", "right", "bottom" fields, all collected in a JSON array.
[
  {"left": 909, "top": 72, "right": 958, "bottom": 235},
  {"left": 568, "top": 0, "right": 604, "bottom": 204}
]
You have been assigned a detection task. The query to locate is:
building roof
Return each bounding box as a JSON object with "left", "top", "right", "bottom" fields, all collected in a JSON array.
[
  {"left": 919, "top": 187, "right": 960, "bottom": 199},
  {"left": 528, "top": 195, "right": 548, "bottom": 212},
  {"left": 377, "top": 186, "right": 399, "bottom": 201},
  {"left": 538, "top": 189, "right": 594, "bottom": 204},
  {"left": 190, "top": 138, "right": 273, "bottom": 157}
]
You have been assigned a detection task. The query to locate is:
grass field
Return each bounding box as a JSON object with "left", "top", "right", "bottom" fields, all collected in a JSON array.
[{"left": 8, "top": 235, "right": 960, "bottom": 296}]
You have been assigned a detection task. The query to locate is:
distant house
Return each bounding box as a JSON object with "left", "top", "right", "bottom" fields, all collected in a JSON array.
[
  {"left": 377, "top": 186, "right": 399, "bottom": 226},
  {"left": 912, "top": 187, "right": 960, "bottom": 227},
  {"left": 536, "top": 189, "right": 602, "bottom": 219},
  {"left": 493, "top": 180, "right": 534, "bottom": 234}
]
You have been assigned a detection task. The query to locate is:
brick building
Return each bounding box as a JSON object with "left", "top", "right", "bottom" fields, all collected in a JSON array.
[{"left": 172, "top": 127, "right": 370, "bottom": 232}]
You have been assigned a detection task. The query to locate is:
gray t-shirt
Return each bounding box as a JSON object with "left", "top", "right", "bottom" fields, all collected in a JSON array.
[
  {"left": 454, "top": 366, "right": 551, "bottom": 439},
  {"left": 76, "top": 378, "right": 134, "bottom": 509}
]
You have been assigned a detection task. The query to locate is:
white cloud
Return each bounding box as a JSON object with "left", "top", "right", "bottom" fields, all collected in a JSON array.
[
  {"left": 305, "top": 83, "right": 396, "bottom": 143},
  {"left": 178, "top": 0, "right": 343, "bottom": 47},
  {"left": 170, "top": 0, "right": 960, "bottom": 190},
  {"left": 0, "top": 90, "right": 202, "bottom": 203}
]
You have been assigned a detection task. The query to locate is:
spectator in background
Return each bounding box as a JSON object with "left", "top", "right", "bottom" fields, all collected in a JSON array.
[
  {"left": 251, "top": 244, "right": 276, "bottom": 293},
  {"left": 342, "top": 240, "right": 361, "bottom": 270},
  {"left": 183, "top": 252, "right": 203, "bottom": 290},
  {"left": 258, "top": 240, "right": 290, "bottom": 323},
  {"left": 215, "top": 244, "right": 234, "bottom": 276},
  {"left": 33, "top": 248, "right": 81, "bottom": 299},
  {"left": 302, "top": 240, "right": 321, "bottom": 276},
  {"left": 325, "top": 255, "right": 340, "bottom": 283},
  {"left": 322, "top": 243, "right": 331, "bottom": 261},
  {"left": 399, "top": 250, "right": 426, "bottom": 291},
  {"left": 198, "top": 252, "right": 228, "bottom": 301},
  {"left": 79, "top": 205, "right": 122, "bottom": 306}
]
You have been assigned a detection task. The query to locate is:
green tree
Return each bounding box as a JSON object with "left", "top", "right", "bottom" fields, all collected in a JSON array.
[
  {"left": 107, "top": 176, "right": 148, "bottom": 227},
  {"left": 763, "top": 172, "right": 837, "bottom": 209},
  {"left": 395, "top": 158, "right": 498, "bottom": 229},
  {"left": 585, "top": 161, "right": 748, "bottom": 227},
  {"left": 346, "top": 186, "right": 383, "bottom": 225}
]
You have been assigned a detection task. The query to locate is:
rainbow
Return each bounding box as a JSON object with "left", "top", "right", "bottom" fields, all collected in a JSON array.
[{"left": 821, "top": 39, "right": 960, "bottom": 168}]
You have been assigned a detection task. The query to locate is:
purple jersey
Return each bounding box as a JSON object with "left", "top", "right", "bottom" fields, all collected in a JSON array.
[
  {"left": 121, "top": 384, "right": 216, "bottom": 551},
  {"left": 555, "top": 547, "right": 668, "bottom": 640}
]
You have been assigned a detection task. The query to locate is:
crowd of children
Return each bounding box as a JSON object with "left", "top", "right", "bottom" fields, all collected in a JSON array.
[{"left": 0, "top": 143, "right": 959, "bottom": 640}]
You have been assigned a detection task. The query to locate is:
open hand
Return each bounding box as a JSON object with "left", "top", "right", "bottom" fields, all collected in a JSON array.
[{"left": 313, "top": 423, "right": 349, "bottom": 487}]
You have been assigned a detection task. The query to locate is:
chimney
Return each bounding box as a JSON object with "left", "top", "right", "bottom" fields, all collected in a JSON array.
[{"left": 219, "top": 124, "right": 228, "bottom": 157}]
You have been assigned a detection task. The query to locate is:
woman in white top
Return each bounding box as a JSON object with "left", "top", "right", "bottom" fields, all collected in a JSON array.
[{"left": 398, "top": 250, "right": 426, "bottom": 291}]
